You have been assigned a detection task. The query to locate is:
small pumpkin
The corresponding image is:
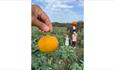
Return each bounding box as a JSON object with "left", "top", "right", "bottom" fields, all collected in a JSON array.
[{"left": 38, "top": 34, "right": 59, "bottom": 53}]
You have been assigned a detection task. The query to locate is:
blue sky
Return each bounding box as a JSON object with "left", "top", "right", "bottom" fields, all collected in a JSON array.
[{"left": 32, "top": 0, "right": 84, "bottom": 22}]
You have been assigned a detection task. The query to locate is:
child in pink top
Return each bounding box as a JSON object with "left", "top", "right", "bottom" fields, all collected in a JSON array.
[{"left": 72, "top": 31, "right": 77, "bottom": 47}]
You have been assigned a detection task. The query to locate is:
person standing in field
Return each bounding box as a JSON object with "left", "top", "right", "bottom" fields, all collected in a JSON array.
[
  {"left": 65, "top": 34, "right": 69, "bottom": 46},
  {"left": 67, "top": 21, "right": 77, "bottom": 47},
  {"left": 72, "top": 31, "right": 77, "bottom": 47}
]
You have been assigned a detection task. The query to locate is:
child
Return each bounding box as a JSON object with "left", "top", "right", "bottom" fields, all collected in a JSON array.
[
  {"left": 65, "top": 35, "right": 69, "bottom": 46},
  {"left": 72, "top": 31, "right": 77, "bottom": 47}
]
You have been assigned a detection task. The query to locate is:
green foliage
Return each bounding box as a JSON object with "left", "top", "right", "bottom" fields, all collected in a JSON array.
[
  {"left": 77, "top": 28, "right": 84, "bottom": 48},
  {"left": 32, "top": 26, "right": 83, "bottom": 70},
  {"left": 68, "top": 63, "right": 83, "bottom": 70}
]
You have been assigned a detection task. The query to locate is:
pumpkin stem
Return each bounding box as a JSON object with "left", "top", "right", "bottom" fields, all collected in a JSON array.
[{"left": 46, "top": 32, "right": 51, "bottom": 36}]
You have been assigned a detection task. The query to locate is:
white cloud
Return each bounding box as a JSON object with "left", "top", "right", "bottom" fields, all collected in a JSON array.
[
  {"left": 52, "top": 3, "right": 74, "bottom": 9},
  {"left": 35, "top": 0, "right": 83, "bottom": 11},
  {"left": 47, "top": 0, "right": 83, "bottom": 11},
  {"left": 46, "top": 7, "right": 83, "bottom": 22},
  {"left": 43, "top": 0, "right": 78, "bottom": 10}
]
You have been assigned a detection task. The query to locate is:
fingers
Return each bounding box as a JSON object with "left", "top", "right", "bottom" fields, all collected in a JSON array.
[
  {"left": 32, "top": 5, "right": 53, "bottom": 32},
  {"left": 32, "top": 16, "right": 49, "bottom": 32},
  {"left": 40, "top": 14, "right": 53, "bottom": 32}
]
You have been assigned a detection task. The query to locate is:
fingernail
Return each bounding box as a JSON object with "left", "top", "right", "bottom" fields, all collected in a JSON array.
[{"left": 43, "top": 26, "right": 49, "bottom": 32}]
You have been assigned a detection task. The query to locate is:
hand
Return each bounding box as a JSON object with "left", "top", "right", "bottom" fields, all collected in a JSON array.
[{"left": 32, "top": 5, "right": 52, "bottom": 32}]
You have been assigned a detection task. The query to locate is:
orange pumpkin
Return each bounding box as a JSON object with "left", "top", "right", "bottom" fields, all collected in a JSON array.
[{"left": 38, "top": 34, "right": 59, "bottom": 53}]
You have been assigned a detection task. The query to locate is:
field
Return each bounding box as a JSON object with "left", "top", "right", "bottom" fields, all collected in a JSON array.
[{"left": 32, "top": 23, "right": 84, "bottom": 70}]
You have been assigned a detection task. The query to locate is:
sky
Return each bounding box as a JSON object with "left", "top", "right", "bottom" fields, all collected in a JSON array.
[{"left": 32, "top": 0, "right": 84, "bottom": 23}]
